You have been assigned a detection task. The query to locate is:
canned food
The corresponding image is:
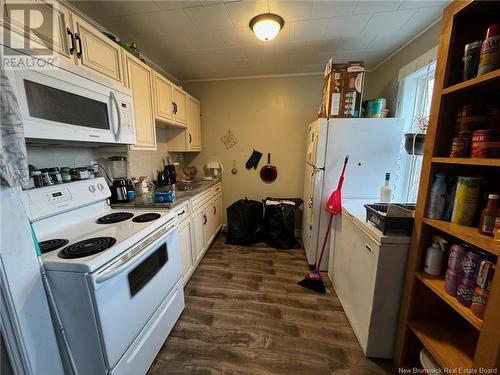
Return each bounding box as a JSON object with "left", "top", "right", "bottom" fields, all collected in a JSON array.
[
  {"left": 455, "top": 116, "right": 485, "bottom": 135},
  {"left": 462, "top": 251, "right": 483, "bottom": 281},
  {"left": 445, "top": 269, "right": 461, "bottom": 296},
  {"left": 456, "top": 278, "right": 476, "bottom": 307},
  {"left": 451, "top": 176, "right": 482, "bottom": 226},
  {"left": 449, "top": 137, "right": 469, "bottom": 157},
  {"left": 470, "top": 129, "right": 500, "bottom": 158},
  {"left": 448, "top": 244, "right": 467, "bottom": 272}
]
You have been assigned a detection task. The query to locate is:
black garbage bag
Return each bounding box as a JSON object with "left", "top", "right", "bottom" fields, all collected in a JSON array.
[
  {"left": 263, "top": 197, "right": 303, "bottom": 249},
  {"left": 225, "top": 198, "right": 264, "bottom": 246}
]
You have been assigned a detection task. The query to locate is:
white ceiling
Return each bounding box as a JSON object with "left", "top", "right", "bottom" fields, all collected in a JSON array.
[{"left": 69, "top": 0, "right": 447, "bottom": 81}]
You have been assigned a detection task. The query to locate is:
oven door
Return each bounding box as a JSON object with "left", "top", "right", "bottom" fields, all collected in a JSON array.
[
  {"left": 88, "top": 220, "right": 181, "bottom": 368},
  {"left": 9, "top": 59, "right": 135, "bottom": 144}
]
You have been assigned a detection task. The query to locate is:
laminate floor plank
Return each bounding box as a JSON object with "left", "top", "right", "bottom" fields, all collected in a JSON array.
[{"left": 148, "top": 235, "right": 393, "bottom": 374}]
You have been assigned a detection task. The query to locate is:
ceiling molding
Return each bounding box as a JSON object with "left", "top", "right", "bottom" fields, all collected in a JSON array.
[
  {"left": 370, "top": 16, "right": 442, "bottom": 73},
  {"left": 181, "top": 71, "right": 325, "bottom": 83}
]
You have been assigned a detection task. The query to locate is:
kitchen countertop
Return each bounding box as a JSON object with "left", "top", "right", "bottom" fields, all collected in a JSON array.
[{"left": 111, "top": 179, "right": 221, "bottom": 210}]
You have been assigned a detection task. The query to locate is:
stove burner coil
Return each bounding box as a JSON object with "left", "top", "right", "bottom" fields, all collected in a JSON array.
[
  {"left": 38, "top": 239, "right": 69, "bottom": 254},
  {"left": 132, "top": 213, "right": 161, "bottom": 223},
  {"left": 96, "top": 212, "right": 134, "bottom": 224},
  {"left": 58, "top": 237, "right": 117, "bottom": 259}
]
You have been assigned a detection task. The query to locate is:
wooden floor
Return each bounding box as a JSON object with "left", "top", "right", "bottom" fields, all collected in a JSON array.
[{"left": 148, "top": 235, "right": 394, "bottom": 374}]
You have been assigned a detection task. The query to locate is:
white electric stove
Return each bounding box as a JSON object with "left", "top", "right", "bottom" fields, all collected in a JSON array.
[{"left": 23, "top": 178, "right": 185, "bottom": 375}]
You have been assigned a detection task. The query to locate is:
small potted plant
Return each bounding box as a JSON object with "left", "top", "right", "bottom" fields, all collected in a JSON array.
[{"left": 404, "top": 116, "right": 428, "bottom": 155}]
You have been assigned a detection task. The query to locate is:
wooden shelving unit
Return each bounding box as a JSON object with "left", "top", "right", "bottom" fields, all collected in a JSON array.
[{"left": 394, "top": 0, "right": 500, "bottom": 371}]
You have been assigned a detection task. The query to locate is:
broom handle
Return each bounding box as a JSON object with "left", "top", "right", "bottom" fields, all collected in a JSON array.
[
  {"left": 337, "top": 155, "right": 349, "bottom": 189},
  {"left": 315, "top": 214, "right": 334, "bottom": 272}
]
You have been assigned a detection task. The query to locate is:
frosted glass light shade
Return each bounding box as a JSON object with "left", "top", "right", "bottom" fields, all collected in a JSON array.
[{"left": 249, "top": 14, "right": 284, "bottom": 42}]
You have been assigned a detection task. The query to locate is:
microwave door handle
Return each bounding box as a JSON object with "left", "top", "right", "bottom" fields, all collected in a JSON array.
[
  {"left": 109, "top": 91, "right": 121, "bottom": 141},
  {"left": 95, "top": 223, "right": 176, "bottom": 284}
]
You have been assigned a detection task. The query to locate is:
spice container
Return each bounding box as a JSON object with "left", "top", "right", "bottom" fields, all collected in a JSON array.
[
  {"left": 49, "top": 167, "right": 63, "bottom": 184},
  {"left": 40, "top": 169, "right": 54, "bottom": 186},
  {"left": 456, "top": 278, "right": 476, "bottom": 307},
  {"left": 70, "top": 168, "right": 78, "bottom": 181},
  {"left": 470, "top": 129, "right": 500, "bottom": 158},
  {"left": 471, "top": 260, "right": 495, "bottom": 319},
  {"left": 479, "top": 194, "right": 499, "bottom": 236},
  {"left": 451, "top": 176, "right": 481, "bottom": 226},
  {"left": 60, "top": 167, "right": 71, "bottom": 183},
  {"left": 32, "top": 170, "right": 43, "bottom": 188},
  {"left": 462, "top": 41, "right": 482, "bottom": 81},
  {"left": 76, "top": 167, "right": 90, "bottom": 180},
  {"left": 478, "top": 23, "right": 500, "bottom": 75}
]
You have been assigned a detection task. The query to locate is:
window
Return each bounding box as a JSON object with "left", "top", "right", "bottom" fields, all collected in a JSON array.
[{"left": 395, "top": 52, "right": 436, "bottom": 203}]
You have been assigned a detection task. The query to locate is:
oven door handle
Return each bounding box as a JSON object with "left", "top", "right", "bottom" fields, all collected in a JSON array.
[
  {"left": 94, "top": 223, "right": 176, "bottom": 284},
  {"left": 109, "top": 91, "right": 122, "bottom": 142}
]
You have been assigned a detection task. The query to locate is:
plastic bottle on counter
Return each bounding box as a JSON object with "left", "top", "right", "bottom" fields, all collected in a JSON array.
[
  {"left": 478, "top": 194, "right": 499, "bottom": 236},
  {"left": 379, "top": 173, "right": 392, "bottom": 203},
  {"left": 427, "top": 173, "right": 447, "bottom": 219},
  {"left": 424, "top": 236, "right": 448, "bottom": 276}
]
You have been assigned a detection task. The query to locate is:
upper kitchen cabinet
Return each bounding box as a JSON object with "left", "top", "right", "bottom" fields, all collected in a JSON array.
[
  {"left": 186, "top": 95, "right": 201, "bottom": 151},
  {"left": 1, "top": 0, "right": 73, "bottom": 62},
  {"left": 153, "top": 72, "right": 175, "bottom": 125},
  {"left": 173, "top": 87, "right": 187, "bottom": 125},
  {"left": 124, "top": 52, "right": 156, "bottom": 150},
  {"left": 166, "top": 94, "right": 201, "bottom": 152},
  {"left": 70, "top": 14, "right": 124, "bottom": 85}
]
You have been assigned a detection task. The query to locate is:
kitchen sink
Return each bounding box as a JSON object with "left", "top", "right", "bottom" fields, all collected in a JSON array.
[{"left": 175, "top": 182, "right": 202, "bottom": 191}]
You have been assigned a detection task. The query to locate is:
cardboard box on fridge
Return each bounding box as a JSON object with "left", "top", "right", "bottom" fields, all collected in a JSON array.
[{"left": 327, "top": 62, "right": 365, "bottom": 118}]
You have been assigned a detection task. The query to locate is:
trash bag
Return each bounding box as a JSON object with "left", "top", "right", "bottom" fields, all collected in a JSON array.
[
  {"left": 226, "top": 198, "right": 264, "bottom": 246},
  {"left": 263, "top": 197, "right": 303, "bottom": 249}
]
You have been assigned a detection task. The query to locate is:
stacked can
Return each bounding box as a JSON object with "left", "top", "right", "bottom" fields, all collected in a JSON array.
[
  {"left": 445, "top": 244, "right": 466, "bottom": 296},
  {"left": 456, "top": 250, "right": 483, "bottom": 307}
]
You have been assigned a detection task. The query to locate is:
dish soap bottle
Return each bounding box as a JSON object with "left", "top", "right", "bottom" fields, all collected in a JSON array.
[
  {"left": 424, "top": 235, "right": 448, "bottom": 276},
  {"left": 427, "top": 173, "right": 447, "bottom": 219},
  {"left": 379, "top": 173, "right": 392, "bottom": 203}
]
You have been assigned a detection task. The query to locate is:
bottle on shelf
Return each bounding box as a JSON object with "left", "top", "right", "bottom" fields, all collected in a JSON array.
[
  {"left": 379, "top": 172, "right": 391, "bottom": 203},
  {"left": 478, "top": 194, "right": 499, "bottom": 236},
  {"left": 427, "top": 173, "right": 447, "bottom": 219},
  {"left": 424, "top": 235, "right": 448, "bottom": 276}
]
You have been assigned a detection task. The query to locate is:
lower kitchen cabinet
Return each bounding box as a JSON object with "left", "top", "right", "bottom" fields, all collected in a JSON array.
[
  {"left": 178, "top": 218, "right": 194, "bottom": 285},
  {"left": 182, "top": 184, "right": 223, "bottom": 285}
]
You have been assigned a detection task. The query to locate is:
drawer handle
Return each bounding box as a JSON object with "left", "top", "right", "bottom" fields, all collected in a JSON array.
[
  {"left": 75, "top": 33, "right": 82, "bottom": 58},
  {"left": 203, "top": 214, "right": 207, "bottom": 225},
  {"left": 177, "top": 210, "right": 185, "bottom": 216},
  {"left": 67, "top": 28, "right": 75, "bottom": 55},
  {"left": 365, "top": 244, "right": 374, "bottom": 253}
]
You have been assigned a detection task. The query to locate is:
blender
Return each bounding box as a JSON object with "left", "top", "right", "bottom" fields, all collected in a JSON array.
[{"left": 108, "top": 156, "right": 130, "bottom": 203}]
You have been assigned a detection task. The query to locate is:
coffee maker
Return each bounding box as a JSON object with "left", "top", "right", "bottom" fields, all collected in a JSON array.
[{"left": 108, "top": 156, "right": 130, "bottom": 203}]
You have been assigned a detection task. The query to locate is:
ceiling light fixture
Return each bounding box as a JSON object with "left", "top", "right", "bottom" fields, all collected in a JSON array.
[{"left": 249, "top": 13, "right": 284, "bottom": 42}]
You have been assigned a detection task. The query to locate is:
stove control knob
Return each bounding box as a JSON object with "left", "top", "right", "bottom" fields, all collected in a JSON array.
[
  {"left": 88, "top": 185, "right": 96, "bottom": 192},
  {"left": 97, "top": 183, "right": 105, "bottom": 191}
]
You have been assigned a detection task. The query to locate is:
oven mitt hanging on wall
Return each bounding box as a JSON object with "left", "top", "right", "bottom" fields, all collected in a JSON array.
[{"left": 246, "top": 149, "right": 262, "bottom": 169}]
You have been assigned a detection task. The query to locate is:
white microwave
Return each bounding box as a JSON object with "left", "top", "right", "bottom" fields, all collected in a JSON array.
[{"left": 6, "top": 51, "right": 136, "bottom": 145}]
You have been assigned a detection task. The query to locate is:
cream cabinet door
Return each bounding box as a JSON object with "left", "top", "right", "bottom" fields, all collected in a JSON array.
[
  {"left": 186, "top": 96, "right": 201, "bottom": 151},
  {"left": 1, "top": 0, "right": 72, "bottom": 61},
  {"left": 71, "top": 14, "right": 124, "bottom": 84},
  {"left": 125, "top": 54, "right": 156, "bottom": 150},
  {"left": 192, "top": 208, "right": 207, "bottom": 263},
  {"left": 213, "top": 194, "right": 222, "bottom": 233},
  {"left": 153, "top": 72, "right": 174, "bottom": 123},
  {"left": 173, "top": 87, "right": 187, "bottom": 125},
  {"left": 178, "top": 219, "right": 194, "bottom": 285},
  {"left": 203, "top": 200, "right": 215, "bottom": 247}
]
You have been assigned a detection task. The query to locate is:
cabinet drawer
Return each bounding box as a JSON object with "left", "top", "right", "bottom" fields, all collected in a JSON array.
[
  {"left": 211, "top": 183, "right": 222, "bottom": 197},
  {"left": 175, "top": 203, "right": 189, "bottom": 224},
  {"left": 191, "top": 189, "right": 211, "bottom": 212}
]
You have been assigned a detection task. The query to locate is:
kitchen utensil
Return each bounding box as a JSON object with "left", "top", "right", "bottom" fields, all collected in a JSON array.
[
  {"left": 183, "top": 166, "right": 197, "bottom": 180},
  {"left": 299, "top": 155, "right": 349, "bottom": 294},
  {"left": 231, "top": 160, "right": 238, "bottom": 175},
  {"left": 260, "top": 153, "right": 277, "bottom": 183},
  {"left": 246, "top": 149, "right": 262, "bottom": 169}
]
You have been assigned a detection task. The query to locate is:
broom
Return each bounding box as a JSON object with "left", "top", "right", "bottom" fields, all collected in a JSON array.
[{"left": 298, "top": 155, "right": 349, "bottom": 294}]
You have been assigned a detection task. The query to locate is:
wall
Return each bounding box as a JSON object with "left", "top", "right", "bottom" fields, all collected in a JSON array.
[
  {"left": 26, "top": 127, "right": 179, "bottom": 182},
  {"left": 364, "top": 21, "right": 441, "bottom": 112},
  {"left": 182, "top": 74, "right": 323, "bottom": 223}
]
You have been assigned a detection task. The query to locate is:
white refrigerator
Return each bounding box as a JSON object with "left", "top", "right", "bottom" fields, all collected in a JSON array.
[{"left": 302, "top": 118, "right": 404, "bottom": 270}]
